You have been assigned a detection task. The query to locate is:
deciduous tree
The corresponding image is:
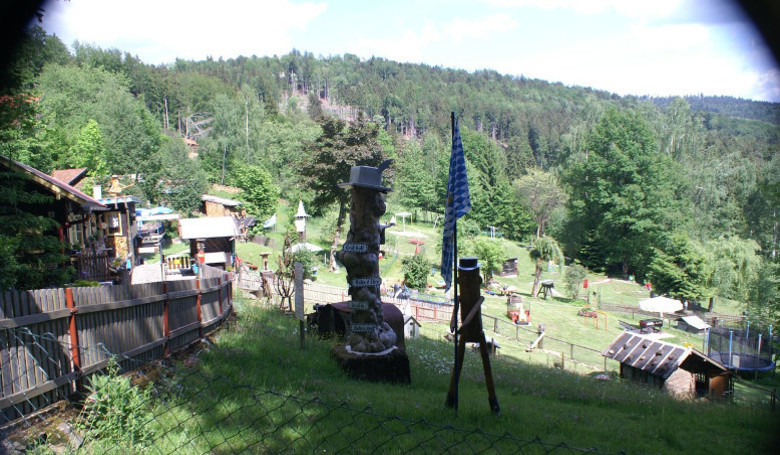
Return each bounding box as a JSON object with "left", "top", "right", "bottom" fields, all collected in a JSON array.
[{"left": 299, "top": 114, "right": 390, "bottom": 271}]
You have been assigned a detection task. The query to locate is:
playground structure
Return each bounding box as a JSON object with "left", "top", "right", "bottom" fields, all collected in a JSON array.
[
  {"left": 578, "top": 307, "right": 609, "bottom": 330},
  {"left": 706, "top": 324, "right": 776, "bottom": 377},
  {"left": 506, "top": 294, "right": 530, "bottom": 325}
]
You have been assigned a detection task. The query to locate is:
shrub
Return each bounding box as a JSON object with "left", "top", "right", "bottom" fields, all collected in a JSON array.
[
  {"left": 402, "top": 254, "right": 431, "bottom": 290},
  {"left": 564, "top": 263, "right": 588, "bottom": 299},
  {"left": 79, "top": 358, "right": 152, "bottom": 446}
]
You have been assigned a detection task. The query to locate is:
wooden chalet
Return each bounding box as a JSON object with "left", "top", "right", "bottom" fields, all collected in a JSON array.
[
  {"left": 603, "top": 331, "right": 733, "bottom": 399},
  {"left": 49, "top": 167, "right": 142, "bottom": 281},
  {"left": 1, "top": 155, "right": 111, "bottom": 282}
]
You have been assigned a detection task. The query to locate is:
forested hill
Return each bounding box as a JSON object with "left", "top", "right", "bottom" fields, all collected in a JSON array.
[
  {"left": 650, "top": 95, "right": 780, "bottom": 125},
  {"left": 2, "top": 28, "right": 779, "bottom": 314}
]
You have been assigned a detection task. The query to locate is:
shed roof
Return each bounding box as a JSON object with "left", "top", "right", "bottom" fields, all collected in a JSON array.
[
  {"left": 179, "top": 216, "right": 240, "bottom": 239},
  {"left": 201, "top": 194, "right": 242, "bottom": 207},
  {"left": 602, "top": 331, "right": 728, "bottom": 379},
  {"left": 1, "top": 155, "right": 106, "bottom": 211},
  {"left": 680, "top": 315, "right": 710, "bottom": 330}
]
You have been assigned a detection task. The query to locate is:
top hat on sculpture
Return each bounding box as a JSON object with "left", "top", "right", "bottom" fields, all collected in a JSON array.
[
  {"left": 338, "top": 159, "right": 393, "bottom": 192},
  {"left": 458, "top": 256, "right": 480, "bottom": 271}
]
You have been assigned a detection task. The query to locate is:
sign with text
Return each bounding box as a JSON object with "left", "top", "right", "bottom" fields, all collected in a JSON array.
[
  {"left": 348, "top": 300, "right": 370, "bottom": 311},
  {"left": 342, "top": 242, "right": 368, "bottom": 253},
  {"left": 350, "top": 277, "right": 382, "bottom": 288},
  {"left": 351, "top": 323, "right": 376, "bottom": 333}
]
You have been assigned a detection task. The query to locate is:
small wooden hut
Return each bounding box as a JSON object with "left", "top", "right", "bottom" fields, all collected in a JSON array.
[
  {"left": 603, "top": 331, "right": 733, "bottom": 399},
  {"left": 179, "top": 216, "right": 240, "bottom": 270}
]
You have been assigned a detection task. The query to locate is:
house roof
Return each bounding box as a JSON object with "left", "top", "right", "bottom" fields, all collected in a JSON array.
[
  {"left": 602, "top": 331, "right": 728, "bottom": 379},
  {"left": 179, "top": 216, "right": 240, "bottom": 240},
  {"left": 680, "top": 315, "right": 710, "bottom": 331},
  {"left": 51, "top": 167, "right": 88, "bottom": 186},
  {"left": 201, "top": 194, "right": 242, "bottom": 207},
  {"left": 1, "top": 155, "right": 107, "bottom": 211}
]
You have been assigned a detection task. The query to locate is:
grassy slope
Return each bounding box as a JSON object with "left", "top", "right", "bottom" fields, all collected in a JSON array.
[
  {"left": 121, "top": 205, "right": 779, "bottom": 453},
  {"left": 157, "top": 300, "right": 778, "bottom": 455}
]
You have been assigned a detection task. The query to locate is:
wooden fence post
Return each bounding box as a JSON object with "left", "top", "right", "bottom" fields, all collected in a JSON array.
[
  {"left": 218, "top": 277, "right": 223, "bottom": 316},
  {"left": 196, "top": 278, "right": 202, "bottom": 338},
  {"left": 163, "top": 282, "right": 170, "bottom": 356},
  {"left": 65, "top": 288, "right": 82, "bottom": 390}
]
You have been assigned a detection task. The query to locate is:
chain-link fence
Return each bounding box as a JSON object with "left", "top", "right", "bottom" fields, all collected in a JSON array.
[{"left": 0, "top": 325, "right": 624, "bottom": 455}]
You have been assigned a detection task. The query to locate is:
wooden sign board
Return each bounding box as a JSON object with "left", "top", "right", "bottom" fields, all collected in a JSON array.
[
  {"left": 294, "top": 262, "right": 304, "bottom": 321},
  {"left": 343, "top": 242, "right": 368, "bottom": 253},
  {"left": 350, "top": 277, "right": 382, "bottom": 288}
]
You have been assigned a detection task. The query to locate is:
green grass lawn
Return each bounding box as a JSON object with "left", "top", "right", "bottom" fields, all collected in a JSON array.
[{"left": 80, "top": 299, "right": 779, "bottom": 454}]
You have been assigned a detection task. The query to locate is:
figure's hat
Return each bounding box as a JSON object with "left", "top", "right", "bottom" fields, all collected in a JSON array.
[
  {"left": 458, "top": 257, "right": 480, "bottom": 271},
  {"left": 338, "top": 159, "right": 393, "bottom": 192}
]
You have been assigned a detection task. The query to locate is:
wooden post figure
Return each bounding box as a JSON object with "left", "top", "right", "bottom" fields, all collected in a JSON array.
[{"left": 446, "top": 257, "right": 500, "bottom": 415}]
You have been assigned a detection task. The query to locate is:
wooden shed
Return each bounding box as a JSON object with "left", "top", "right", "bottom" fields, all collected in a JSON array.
[
  {"left": 677, "top": 315, "right": 710, "bottom": 334},
  {"left": 201, "top": 194, "right": 242, "bottom": 217},
  {"left": 603, "top": 331, "right": 733, "bottom": 399},
  {"left": 179, "top": 216, "right": 240, "bottom": 270}
]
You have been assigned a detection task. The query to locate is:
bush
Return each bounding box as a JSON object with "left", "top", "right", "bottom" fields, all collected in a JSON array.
[
  {"left": 468, "top": 237, "right": 505, "bottom": 284},
  {"left": 78, "top": 358, "right": 152, "bottom": 446},
  {"left": 402, "top": 254, "right": 431, "bottom": 290},
  {"left": 564, "top": 263, "right": 588, "bottom": 299}
]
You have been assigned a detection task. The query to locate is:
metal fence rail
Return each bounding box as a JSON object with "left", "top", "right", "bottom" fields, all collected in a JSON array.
[{"left": 0, "top": 267, "right": 234, "bottom": 423}]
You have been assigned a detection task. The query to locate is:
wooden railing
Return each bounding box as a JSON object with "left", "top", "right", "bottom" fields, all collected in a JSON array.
[{"left": 0, "top": 266, "right": 233, "bottom": 424}]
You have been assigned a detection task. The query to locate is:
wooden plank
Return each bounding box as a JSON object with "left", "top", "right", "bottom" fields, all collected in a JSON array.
[
  {"left": 167, "top": 289, "right": 199, "bottom": 300},
  {"left": 0, "top": 371, "right": 79, "bottom": 409},
  {"left": 71, "top": 295, "right": 164, "bottom": 315},
  {"left": 0, "top": 330, "right": 13, "bottom": 400},
  {"left": 0, "top": 310, "right": 71, "bottom": 329},
  {"left": 170, "top": 321, "right": 200, "bottom": 339}
]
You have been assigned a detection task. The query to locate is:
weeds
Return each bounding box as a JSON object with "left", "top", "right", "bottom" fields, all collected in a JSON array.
[{"left": 77, "top": 357, "right": 153, "bottom": 448}]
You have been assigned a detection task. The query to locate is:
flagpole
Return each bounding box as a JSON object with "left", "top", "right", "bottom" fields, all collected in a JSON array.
[{"left": 451, "top": 111, "right": 460, "bottom": 412}]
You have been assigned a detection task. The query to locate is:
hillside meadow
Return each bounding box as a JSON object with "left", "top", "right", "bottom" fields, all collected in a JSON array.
[{"left": 73, "top": 298, "right": 777, "bottom": 454}]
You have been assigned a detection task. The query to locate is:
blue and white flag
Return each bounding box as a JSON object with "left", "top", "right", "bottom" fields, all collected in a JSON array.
[{"left": 441, "top": 119, "right": 471, "bottom": 292}]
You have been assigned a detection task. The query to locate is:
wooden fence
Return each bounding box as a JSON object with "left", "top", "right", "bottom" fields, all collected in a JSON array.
[
  {"left": 275, "top": 280, "right": 612, "bottom": 370},
  {"left": 597, "top": 302, "right": 745, "bottom": 326},
  {"left": 0, "top": 266, "right": 234, "bottom": 424}
]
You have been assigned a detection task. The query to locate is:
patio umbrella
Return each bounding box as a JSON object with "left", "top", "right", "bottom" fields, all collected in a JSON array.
[
  {"left": 150, "top": 206, "right": 174, "bottom": 215},
  {"left": 287, "top": 243, "right": 324, "bottom": 253},
  {"left": 638, "top": 296, "right": 683, "bottom": 315}
]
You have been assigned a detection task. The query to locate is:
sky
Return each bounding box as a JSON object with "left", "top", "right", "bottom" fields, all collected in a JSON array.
[{"left": 40, "top": 0, "right": 780, "bottom": 102}]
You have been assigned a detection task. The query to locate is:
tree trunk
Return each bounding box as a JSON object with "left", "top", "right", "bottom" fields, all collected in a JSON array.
[
  {"left": 329, "top": 201, "right": 346, "bottom": 272},
  {"left": 708, "top": 296, "right": 715, "bottom": 313}
]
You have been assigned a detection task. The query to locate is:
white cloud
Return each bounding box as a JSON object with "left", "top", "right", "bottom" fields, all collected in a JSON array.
[
  {"left": 349, "top": 14, "right": 517, "bottom": 63},
  {"left": 45, "top": 0, "right": 328, "bottom": 64},
  {"left": 481, "top": 0, "right": 681, "bottom": 18},
  {"left": 443, "top": 14, "right": 518, "bottom": 42}
]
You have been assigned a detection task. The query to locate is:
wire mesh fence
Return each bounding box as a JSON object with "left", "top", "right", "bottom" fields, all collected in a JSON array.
[{"left": 0, "top": 325, "right": 624, "bottom": 455}]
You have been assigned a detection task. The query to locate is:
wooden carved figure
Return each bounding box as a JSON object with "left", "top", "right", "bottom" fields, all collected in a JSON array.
[{"left": 445, "top": 257, "right": 500, "bottom": 415}]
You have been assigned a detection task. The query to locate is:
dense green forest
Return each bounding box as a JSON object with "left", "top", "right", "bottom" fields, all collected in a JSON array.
[{"left": 1, "top": 27, "right": 778, "bottom": 326}]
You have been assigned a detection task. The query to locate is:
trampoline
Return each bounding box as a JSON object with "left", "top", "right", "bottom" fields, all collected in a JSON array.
[
  {"left": 708, "top": 351, "right": 776, "bottom": 373},
  {"left": 706, "top": 324, "right": 776, "bottom": 375}
]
